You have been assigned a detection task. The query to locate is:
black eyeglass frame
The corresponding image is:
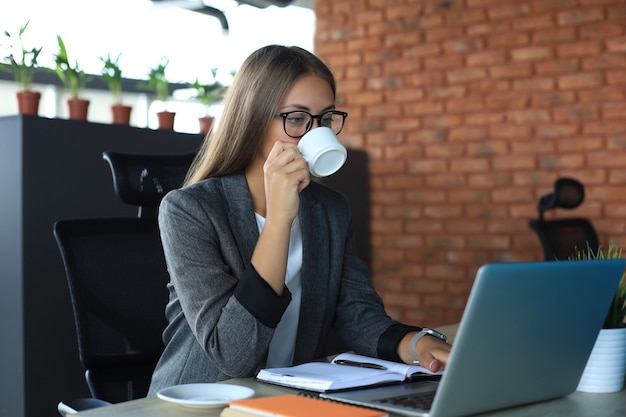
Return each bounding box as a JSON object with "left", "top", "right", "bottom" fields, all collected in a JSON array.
[{"left": 274, "top": 110, "right": 349, "bottom": 138}]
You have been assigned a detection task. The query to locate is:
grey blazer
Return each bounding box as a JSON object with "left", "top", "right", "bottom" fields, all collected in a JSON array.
[{"left": 148, "top": 172, "right": 418, "bottom": 395}]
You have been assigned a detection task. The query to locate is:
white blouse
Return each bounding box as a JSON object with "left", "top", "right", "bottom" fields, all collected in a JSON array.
[{"left": 254, "top": 213, "right": 303, "bottom": 368}]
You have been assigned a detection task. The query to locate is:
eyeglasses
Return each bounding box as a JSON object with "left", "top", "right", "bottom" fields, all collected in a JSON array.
[{"left": 274, "top": 110, "right": 348, "bottom": 138}]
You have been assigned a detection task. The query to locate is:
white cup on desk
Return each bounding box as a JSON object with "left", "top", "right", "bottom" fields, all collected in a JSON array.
[{"left": 297, "top": 127, "right": 347, "bottom": 177}]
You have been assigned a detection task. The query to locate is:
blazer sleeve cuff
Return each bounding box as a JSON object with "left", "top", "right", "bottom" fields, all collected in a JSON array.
[
  {"left": 377, "top": 323, "right": 422, "bottom": 363},
  {"left": 234, "top": 264, "right": 291, "bottom": 328}
]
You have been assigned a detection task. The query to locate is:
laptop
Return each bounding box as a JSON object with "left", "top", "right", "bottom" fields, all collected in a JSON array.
[{"left": 322, "top": 260, "right": 625, "bottom": 417}]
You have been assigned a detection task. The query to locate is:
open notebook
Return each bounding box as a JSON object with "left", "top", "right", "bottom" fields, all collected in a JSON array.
[{"left": 322, "top": 260, "right": 625, "bottom": 417}]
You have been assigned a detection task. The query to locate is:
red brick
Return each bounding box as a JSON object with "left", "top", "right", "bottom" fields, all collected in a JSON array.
[
  {"left": 557, "top": 8, "right": 604, "bottom": 25},
  {"left": 511, "top": 46, "right": 554, "bottom": 61},
  {"left": 608, "top": 5, "right": 626, "bottom": 20},
  {"left": 449, "top": 127, "right": 489, "bottom": 142},
  {"left": 425, "top": 85, "right": 466, "bottom": 99},
  {"left": 532, "top": 27, "right": 577, "bottom": 44},
  {"left": 603, "top": 102, "right": 626, "bottom": 119},
  {"left": 422, "top": 115, "right": 463, "bottom": 129},
  {"left": 487, "top": 32, "right": 530, "bottom": 49},
  {"left": 537, "top": 154, "right": 585, "bottom": 169},
  {"left": 446, "top": 97, "right": 486, "bottom": 113},
  {"left": 493, "top": 155, "right": 537, "bottom": 171},
  {"left": 607, "top": 70, "right": 626, "bottom": 85},
  {"left": 557, "top": 72, "right": 603, "bottom": 89},
  {"left": 513, "top": 77, "right": 555, "bottom": 91},
  {"left": 423, "top": 55, "right": 464, "bottom": 70},
  {"left": 467, "top": 141, "right": 509, "bottom": 156},
  {"left": 580, "top": 22, "right": 624, "bottom": 39},
  {"left": 513, "top": 14, "right": 556, "bottom": 30},
  {"left": 404, "top": 148, "right": 445, "bottom": 170},
  {"left": 557, "top": 41, "right": 603, "bottom": 58},
  {"left": 449, "top": 157, "right": 490, "bottom": 173},
  {"left": 425, "top": 26, "right": 465, "bottom": 43},
  {"left": 530, "top": 0, "right": 578, "bottom": 13},
  {"left": 446, "top": 67, "right": 488, "bottom": 84},
  {"left": 407, "top": 71, "right": 445, "bottom": 87},
  {"left": 507, "top": 109, "right": 552, "bottom": 123},
  {"left": 467, "top": 21, "right": 510, "bottom": 36},
  {"left": 532, "top": 91, "right": 576, "bottom": 107},
  {"left": 490, "top": 63, "right": 533, "bottom": 79},
  {"left": 606, "top": 36, "right": 626, "bottom": 52},
  {"left": 553, "top": 104, "right": 600, "bottom": 121},
  {"left": 558, "top": 137, "right": 604, "bottom": 153},
  {"left": 442, "top": 39, "right": 484, "bottom": 54},
  {"left": 404, "top": 101, "right": 444, "bottom": 116},
  {"left": 486, "top": 93, "right": 530, "bottom": 110},
  {"left": 467, "top": 50, "right": 508, "bottom": 66},
  {"left": 489, "top": 124, "right": 533, "bottom": 139},
  {"left": 488, "top": 3, "right": 531, "bottom": 19},
  {"left": 582, "top": 53, "right": 626, "bottom": 70},
  {"left": 535, "top": 58, "right": 580, "bottom": 75},
  {"left": 424, "top": 143, "right": 465, "bottom": 158}
]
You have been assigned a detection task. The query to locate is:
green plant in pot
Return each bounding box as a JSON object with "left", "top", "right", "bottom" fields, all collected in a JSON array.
[
  {"left": 54, "top": 34, "right": 89, "bottom": 120},
  {"left": 569, "top": 244, "right": 626, "bottom": 329},
  {"left": 570, "top": 243, "right": 626, "bottom": 393},
  {"left": 139, "top": 57, "right": 175, "bottom": 129},
  {"left": 100, "top": 52, "right": 132, "bottom": 125},
  {"left": 1, "top": 19, "right": 43, "bottom": 115},
  {"left": 190, "top": 71, "right": 226, "bottom": 134}
]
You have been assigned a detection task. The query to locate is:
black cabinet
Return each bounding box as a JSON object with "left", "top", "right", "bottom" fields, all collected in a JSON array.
[{"left": 0, "top": 115, "right": 202, "bottom": 417}]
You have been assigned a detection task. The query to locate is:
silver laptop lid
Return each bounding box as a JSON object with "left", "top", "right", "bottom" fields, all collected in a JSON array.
[
  {"left": 429, "top": 259, "right": 624, "bottom": 417},
  {"left": 324, "top": 260, "right": 625, "bottom": 417}
]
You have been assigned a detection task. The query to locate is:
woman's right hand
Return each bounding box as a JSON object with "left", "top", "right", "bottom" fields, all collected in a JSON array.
[{"left": 263, "top": 140, "right": 310, "bottom": 225}]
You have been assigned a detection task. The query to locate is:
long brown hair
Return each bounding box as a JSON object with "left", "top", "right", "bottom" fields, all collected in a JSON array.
[{"left": 185, "top": 45, "right": 337, "bottom": 185}]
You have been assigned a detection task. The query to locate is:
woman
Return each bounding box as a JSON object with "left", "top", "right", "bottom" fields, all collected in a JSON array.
[{"left": 148, "top": 45, "right": 450, "bottom": 395}]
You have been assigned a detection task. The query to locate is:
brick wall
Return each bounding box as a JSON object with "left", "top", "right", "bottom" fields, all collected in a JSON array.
[{"left": 313, "top": 0, "right": 626, "bottom": 326}]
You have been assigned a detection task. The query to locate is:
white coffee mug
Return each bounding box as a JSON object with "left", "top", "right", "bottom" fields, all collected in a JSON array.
[{"left": 297, "top": 127, "right": 347, "bottom": 177}]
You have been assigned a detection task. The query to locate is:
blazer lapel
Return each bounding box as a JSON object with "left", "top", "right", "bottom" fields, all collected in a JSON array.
[{"left": 294, "top": 187, "right": 332, "bottom": 363}]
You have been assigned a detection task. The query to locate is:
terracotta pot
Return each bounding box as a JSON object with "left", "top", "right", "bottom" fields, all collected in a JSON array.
[
  {"left": 67, "top": 98, "right": 90, "bottom": 120},
  {"left": 17, "top": 90, "right": 41, "bottom": 115},
  {"left": 198, "top": 116, "right": 214, "bottom": 134},
  {"left": 157, "top": 111, "right": 176, "bottom": 130},
  {"left": 111, "top": 104, "right": 132, "bottom": 125}
]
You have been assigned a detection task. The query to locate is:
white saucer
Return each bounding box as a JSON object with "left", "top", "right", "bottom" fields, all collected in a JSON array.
[{"left": 157, "top": 383, "right": 255, "bottom": 408}]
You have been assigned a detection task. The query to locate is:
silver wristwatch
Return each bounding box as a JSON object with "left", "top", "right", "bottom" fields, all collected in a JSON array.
[{"left": 410, "top": 328, "right": 449, "bottom": 364}]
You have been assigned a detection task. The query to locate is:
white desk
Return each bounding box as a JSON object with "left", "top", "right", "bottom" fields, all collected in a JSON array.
[
  {"left": 74, "top": 377, "right": 626, "bottom": 417},
  {"left": 75, "top": 325, "right": 626, "bottom": 417}
]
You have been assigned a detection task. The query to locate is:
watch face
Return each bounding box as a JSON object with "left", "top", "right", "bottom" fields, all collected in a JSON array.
[{"left": 426, "top": 329, "right": 448, "bottom": 343}]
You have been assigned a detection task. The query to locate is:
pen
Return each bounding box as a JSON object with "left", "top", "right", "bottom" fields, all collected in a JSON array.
[{"left": 334, "top": 359, "right": 387, "bottom": 370}]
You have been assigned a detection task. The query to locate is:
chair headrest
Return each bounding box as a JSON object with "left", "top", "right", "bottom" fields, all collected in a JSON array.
[{"left": 538, "top": 177, "right": 585, "bottom": 214}]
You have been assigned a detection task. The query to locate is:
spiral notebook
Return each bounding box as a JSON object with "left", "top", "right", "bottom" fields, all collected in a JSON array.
[{"left": 322, "top": 260, "right": 625, "bottom": 417}]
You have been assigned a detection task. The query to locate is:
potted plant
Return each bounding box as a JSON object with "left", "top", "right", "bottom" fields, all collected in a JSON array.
[
  {"left": 571, "top": 244, "right": 626, "bottom": 393},
  {"left": 1, "top": 19, "right": 43, "bottom": 115},
  {"left": 140, "top": 57, "right": 174, "bottom": 130},
  {"left": 100, "top": 52, "right": 132, "bottom": 125},
  {"left": 54, "top": 34, "right": 89, "bottom": 120},
  {"left": 190, "top": 73, "right": 226, "bottom": 134}
]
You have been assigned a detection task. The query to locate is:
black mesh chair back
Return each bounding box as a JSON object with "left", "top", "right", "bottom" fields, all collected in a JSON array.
[
  {"left": 53, "top": 218, "right": 169, "bottom": 403},
  {"left": 528, "top": 177, "right": 600, "bottom": 261},
  {"left": 102, "top": 151, "right": 196, "bottom": 219}
]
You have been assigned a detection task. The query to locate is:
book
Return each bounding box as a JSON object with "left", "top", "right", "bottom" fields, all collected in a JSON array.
[
  {"left": 255, "top": 352, "right": 442, "bottom": 392},
  {"left": 221, "top": 393, "right": 388, "bottom": 417}
]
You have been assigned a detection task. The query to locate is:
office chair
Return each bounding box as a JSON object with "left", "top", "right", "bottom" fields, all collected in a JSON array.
[
  {"left": 54, "top": 218, "right": 170, "bottom": 414},
  {"left": 528, "top": 177, "right": 600, "bottom": 261},
  {"left": 102, "top": 151, "right": 196, "bottom": 219}
]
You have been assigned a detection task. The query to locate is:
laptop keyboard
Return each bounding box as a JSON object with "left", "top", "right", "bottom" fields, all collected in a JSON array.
[{"left": 373, "top": 390, "right": 436, "bottom": 412}]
